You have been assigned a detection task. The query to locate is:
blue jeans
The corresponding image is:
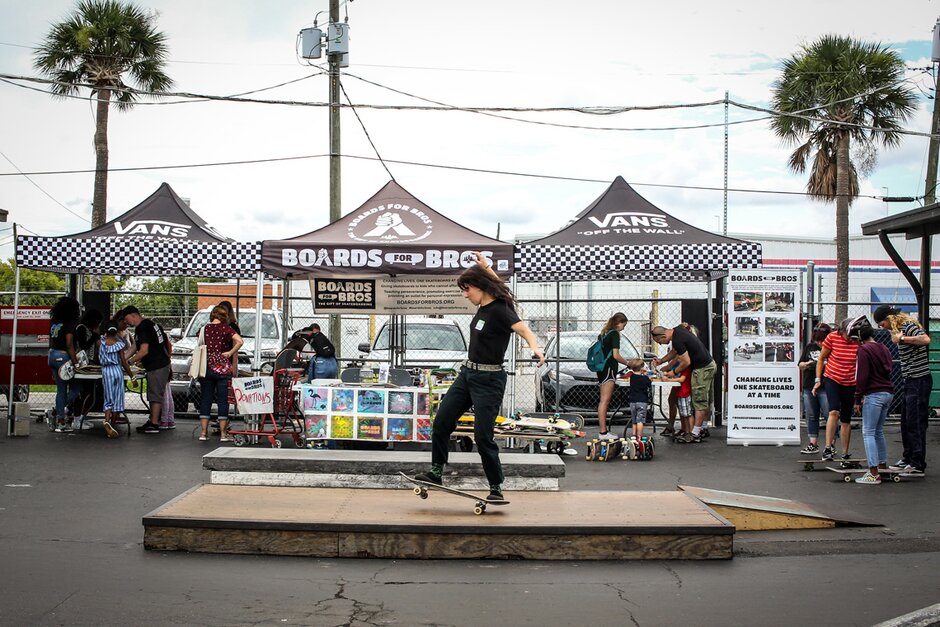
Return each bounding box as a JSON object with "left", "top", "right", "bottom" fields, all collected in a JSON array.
[
  {"left": 307, "top": 355, "right": 338, "bottom": 382},
  {"left": 48, "top": 349, "right": 79, "bottom": 418},
  {"left": 199, "top": 372, "right": 231, "bottom": 419},
  {"left": 902, "top": 375, "right": 931, "bottom": 470},
  {"left": 861, "top": 391, "right": 892, "bottom": 469},
  {"left": 802, "top": 387, "right": 830, "bottom": 439}
]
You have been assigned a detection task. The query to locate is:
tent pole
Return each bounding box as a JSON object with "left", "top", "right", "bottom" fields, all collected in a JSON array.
[
  {"left": 253, "top": 271, "right": 263, "bottom": 374},
  {"left": 7, "top": 262, "right": 21, "bottom": 435},
  {"left": 554, "top": 281, "right": 560, "bottom": 413},
  {"left": 507, "top": 274, "right": 518, "bottom": 417}
]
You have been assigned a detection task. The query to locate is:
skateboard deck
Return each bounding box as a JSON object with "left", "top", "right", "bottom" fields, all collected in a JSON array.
[
  {"left": 826, "top": 467, "right": 925, "bottom": 483},
  {"left": 516, "top": 411, "right": 586, "bottom": 430},
  {"left": 398, "top": 472, "right": 509, "bottom": 515},
  {"left": 799, "top": 458, "right": 867, "bottom": 471}
]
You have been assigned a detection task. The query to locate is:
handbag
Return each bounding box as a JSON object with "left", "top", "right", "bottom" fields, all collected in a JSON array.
[{"left": 188, "top": 327, "right": 207, "bottom": 379}]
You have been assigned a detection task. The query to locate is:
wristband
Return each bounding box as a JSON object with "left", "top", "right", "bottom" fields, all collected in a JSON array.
[{"left": 814, "top": 377, "right": 821, "bottom": 383}]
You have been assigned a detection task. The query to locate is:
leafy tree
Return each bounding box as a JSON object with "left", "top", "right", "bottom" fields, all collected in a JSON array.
[
  {"left": 33, "top": 0, "right": 173, "bottom": 228},
  {"left": 771, "top": 35, "right": 915, "bottom": 323},
  {"left": 114, "top": 276, "right": 225, "bottom": 329},
  {"left": 0, "top": 259, "right": 65, "bottom": 306}
]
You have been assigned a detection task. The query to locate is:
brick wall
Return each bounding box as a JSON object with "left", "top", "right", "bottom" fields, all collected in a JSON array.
[{"left": 197, "top": 282, "right": 282, "bottom": 311}]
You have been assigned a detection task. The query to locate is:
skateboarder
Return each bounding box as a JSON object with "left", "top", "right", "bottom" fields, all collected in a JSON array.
[{"left": 415, "top": 252, "right": 545, "bottom": 502}]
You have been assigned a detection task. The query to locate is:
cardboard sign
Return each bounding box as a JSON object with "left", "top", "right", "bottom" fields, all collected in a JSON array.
[{"left": 231, "top": 376, "right": 274, "bottom": 414}]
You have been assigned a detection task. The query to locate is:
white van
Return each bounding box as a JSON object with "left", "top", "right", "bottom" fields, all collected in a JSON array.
[{"left": 357, "top": 317, "right": 467, "bottom": 381}]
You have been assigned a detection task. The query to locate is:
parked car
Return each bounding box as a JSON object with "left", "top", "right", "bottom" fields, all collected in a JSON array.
[
  {"left": 357, "top": 317, "right": 467, "bottom": 383},
  {"left": 168, "top": 308, "right": 284, "bottom": 411},
  {"left": 534, "top": 330, "right": 647, "bottom": 416}
]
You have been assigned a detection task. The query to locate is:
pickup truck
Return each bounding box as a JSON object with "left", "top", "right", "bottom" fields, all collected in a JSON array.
[
  {"left": 168, "top": 308, "right": 284, "bottom": 411},
  {"left": 357, "top": 317, "right": 468, "bottom": 383}
]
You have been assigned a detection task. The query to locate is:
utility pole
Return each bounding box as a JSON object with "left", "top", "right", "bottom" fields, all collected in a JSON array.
[
  {"left": 328, "top": 0, "right": 343, "bottom": 352},
  {"left": 723, "top": 90, "right": 729, "bottom": 235},
  {"left": 926, "top": 18, "right": 940, "bottom": 205}
]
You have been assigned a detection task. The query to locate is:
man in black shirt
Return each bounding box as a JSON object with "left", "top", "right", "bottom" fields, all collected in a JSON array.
[
  {"left": 123, "top": 306, "right": 172, "bottom": 434},
  {"left": 297, "top": 323, "right": 337, "bottom": 382},
  {"left": 651, "top": 324, "right": 716, "bottom": 443}
]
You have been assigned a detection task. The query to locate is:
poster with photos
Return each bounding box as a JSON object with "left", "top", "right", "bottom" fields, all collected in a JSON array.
[{"left": 726, "top": 271, "right": 801, "bottom": 446}]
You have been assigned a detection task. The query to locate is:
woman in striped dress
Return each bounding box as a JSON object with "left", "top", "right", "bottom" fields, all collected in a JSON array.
[{"left": 99, "top": 321, "right": 132, "bottom": 438}]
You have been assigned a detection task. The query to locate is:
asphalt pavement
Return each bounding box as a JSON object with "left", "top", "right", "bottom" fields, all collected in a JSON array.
[{"left": 1, "top": 410, "right": 939, "bottom": 627}]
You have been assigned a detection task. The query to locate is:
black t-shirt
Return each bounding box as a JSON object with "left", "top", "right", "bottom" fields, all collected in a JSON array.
[
  {"left": 74, "top": 323, "right": 101, "bottom": 364},
  {"left": 468, "top": 299, "right": 520, "bottom": 364},
  {"left": 600, "top": 330, "right": 620, "bottom": 371},
  {"left": 671, "top": 325, "right": 711, "bottom": 369},
  {"left": 309, "top": 332, "right": 335, "bottom": 358},
  {"left": 799, "top": 342, "right": 822, "bottom": 390},
  {"left": 135, "top": 318, "right": 171, "bottom": 371},
  {"left": 49, "top": 320, "right": 76, "bottom": 351},
  {"left": 628, "top": 372, "right": 652, "bottom": 403}
]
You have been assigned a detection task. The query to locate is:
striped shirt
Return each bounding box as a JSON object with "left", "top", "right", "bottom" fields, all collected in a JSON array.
[
  {"left": 822, "top": 332, "right": 858, "bottom": 386},
  {"left": 898, "top": 321, "right": 930, "bottom": 379}
]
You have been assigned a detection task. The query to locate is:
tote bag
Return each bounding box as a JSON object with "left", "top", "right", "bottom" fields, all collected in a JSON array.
[{"left": 188, "top": 327, "right": 207, "bottom": 379}]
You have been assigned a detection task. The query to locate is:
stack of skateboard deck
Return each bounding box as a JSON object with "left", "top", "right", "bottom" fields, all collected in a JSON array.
[
  {"left": 453, "top": 412, "right": 585, "bottom": 449},
  {"left": 585, "top": 436, "right": 655, "bottom": 461}
]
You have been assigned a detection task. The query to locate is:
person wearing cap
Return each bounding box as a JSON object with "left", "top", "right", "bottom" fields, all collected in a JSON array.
[
  {"left": 813, "top": 318, "right": 860, "bottom": 464},
  {"left": 798, "top": 322, "right": 831, "bottom": 455},
  {"left": 873, "top": 305, "right": 931, "bottom": 475},
  {"left": 123, "top": 306, "right": 173, "bottom": 434}
]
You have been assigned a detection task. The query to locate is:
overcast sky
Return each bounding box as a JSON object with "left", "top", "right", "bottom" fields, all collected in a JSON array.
[{"left": 1, "top": 0, "right": 939, "bottom": 261}]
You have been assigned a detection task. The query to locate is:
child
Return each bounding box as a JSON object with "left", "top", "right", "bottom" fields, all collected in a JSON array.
[
  {"left": 98, "top": 320, "right": 132, "bottom": 438},
  {"left": 626, "top": 358, "right": 651, "bottom": 440},
  {"left": 663, "top": 366, "right": 693, "bottom": 440}
]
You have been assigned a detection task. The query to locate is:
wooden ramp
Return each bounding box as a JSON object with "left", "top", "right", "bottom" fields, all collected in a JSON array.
[
  {"left": 144, "top": 484, "right": 734, "bottom": 560},
  {"left": 679, "top": 485, "right": 879, "bottom": 530}
]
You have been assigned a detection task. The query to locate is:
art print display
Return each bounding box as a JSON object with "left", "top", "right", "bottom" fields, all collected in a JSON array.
[
  {"left": 302, "top": 386, "right": 329, "bottom": 412},
  {"left": 415, "top": 417, "right": 432, "bottom": 441},
  {"left": 388, "top": 390, "right": 415, "bottom": 415},
  {"left": 356, "top": 389, "right": 385, "bottom": 414},
  {"left": 357, "top": 417, "right": 384, "bottom": 440},
  {"left": 305, "top": 415, "right": 328, "bottom": 439},
  {"left": 330, "top": 415, "right": 354, "bottom": 439},
  {"left": 331, "top": 388, "right": 354, "bottom": 413},
  {"left": 416, "top": 392, "right": 430, "bottom": 416},
  {"left": 386, "top": 417, "right": 414, "bottom": 441}
]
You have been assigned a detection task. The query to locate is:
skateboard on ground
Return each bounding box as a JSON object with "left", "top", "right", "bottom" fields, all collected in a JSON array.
[
  {"left": 398, "top": 472, "right": 509, "bottom": 515},
  {"left": 799, "top": 457, "right": 867, "bottom": 471},
  {"left": 826, "top": 467, "right": 925, "bottom": 483},
  {"left": 502, "top": 413, "right": 585, "bottom": 438},
  {"left": 634, "top": 436, "right": 655, "bottom": 460},
  {"left": 586, "top": 438, "right": 623, "bottom": 461}
]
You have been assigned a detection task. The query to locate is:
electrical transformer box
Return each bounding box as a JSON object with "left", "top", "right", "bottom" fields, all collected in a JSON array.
[
  {"left": 300, "top": 27, "right": 322, "bottom": 59},
  {"left": 327, "top": 23, "right": 349, "bottom": 54}
]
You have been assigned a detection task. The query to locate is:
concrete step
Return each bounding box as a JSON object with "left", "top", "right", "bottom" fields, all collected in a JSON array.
[{"left": 203, "top": 448, "right": 565, "bottom": 491}]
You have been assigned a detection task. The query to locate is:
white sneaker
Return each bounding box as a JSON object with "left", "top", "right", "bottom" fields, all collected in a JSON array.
[{"left": 598, "top": 431, "right": 617, "bottom": 441}]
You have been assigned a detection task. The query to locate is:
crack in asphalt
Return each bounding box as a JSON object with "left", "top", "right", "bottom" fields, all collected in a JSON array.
[
  {"left": 607, "top": 583, "right": 641, "bottom": 626},
  {"left": 661, "top": 562, "right": 683, "bottom": 588},
  {"left": 308, "top": 579, "right": 389, "bottom": 627}
]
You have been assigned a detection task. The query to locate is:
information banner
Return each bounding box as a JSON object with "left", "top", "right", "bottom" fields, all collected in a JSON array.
[
  {"left": 726, "top": 270, "right": 801, "bottom": 445},
  {"left": 309, "top": 275, "right": 476, "bottom": 315}
]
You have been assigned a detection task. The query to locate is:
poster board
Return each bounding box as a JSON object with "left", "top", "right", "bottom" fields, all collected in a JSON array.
[
  {"left": 298, "top": 384, "right": 432, "bottom": 442},
  {"left": 232, "top": 377, "right": 275, "bottom": 414},
  {"left": 726, "top": 270, "right": 801, "bottom": 445}
]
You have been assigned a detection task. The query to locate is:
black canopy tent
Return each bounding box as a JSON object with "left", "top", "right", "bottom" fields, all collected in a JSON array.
[
  {"left": 261, "top": 180, "right": 514, "bottom": 279},
  {"left": 514, "top": 176, "right": 763, "bottom": 423},
  {"left": 514, "top": 176, "right": 761, "bottom": 282},
  {"left": 8, "top": 183, "right": 262, "bottom": 432}
]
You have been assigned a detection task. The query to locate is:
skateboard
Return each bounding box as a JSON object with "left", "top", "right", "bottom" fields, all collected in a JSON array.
[
  {"left": 502, "top": 413, "right": 585, "bottom": 439},
  {"left": 586, "top": 438, "right": 621, "bottom": 461},
  {"left": 516, "top": 411, "right": 586, "bottom": 430},
  {"left": 635, "top": 436, "right": 655, "bottom": 461},
  {"left": 398, "top": 472, "right": 509, "bottom": 515},
  {"left": 620, "top": 437, "right": 638, "bottom": 460},
  {"left": 799, "top": 458, "right": 867, "bottom": 471},
  {"left": 826, "top": 467, "right": 926, "bottom": 483}
]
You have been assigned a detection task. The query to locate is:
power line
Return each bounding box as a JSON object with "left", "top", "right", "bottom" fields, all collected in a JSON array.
[
  {"left": 0, "top": 150, "right": 89, "bottom": 223},
  {"left": 339, "top": 79, "right": 394, "bottom": 180}
]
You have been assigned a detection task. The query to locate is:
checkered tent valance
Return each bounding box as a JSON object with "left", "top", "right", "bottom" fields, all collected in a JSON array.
[
  {"left": 16, "top": 235, "right": 261, "bottom": 279},
  {"left": 514, "top": 242, "right": 762, "bottom": 282}
]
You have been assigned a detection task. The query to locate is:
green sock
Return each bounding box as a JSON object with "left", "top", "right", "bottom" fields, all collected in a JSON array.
[{"left": 430, "top": 464, "right": 444, "bottom": 477}]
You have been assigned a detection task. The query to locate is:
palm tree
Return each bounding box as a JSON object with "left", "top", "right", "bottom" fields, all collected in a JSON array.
[
  {"left": 771, "top": 35, "right": 915, "bottom": 323},
  {"left": 34, "top": 0, "right": 172, "bottom": 228}
]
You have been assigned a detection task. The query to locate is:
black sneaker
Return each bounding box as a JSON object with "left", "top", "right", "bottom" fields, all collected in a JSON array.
[
  {"left": 413, "top": 471, "right": 442, "bottom": 486},
  {"left": 700, "top": 428, "right": 710, "bottom": 439},
  {"left": 821, "top": 447, "right": 834, "bottom": 461},
  {"left": 800, "top": 443, "right": 819, "bottom": 455},
  {"left": 136, "top": 421, "right": 160, "bottom": 434},
  {"left": 487, "top": 486, "right": 504, "bottom": 502},
  {"left": 690, "top": 433, "right": 702, "bottom": 443}
]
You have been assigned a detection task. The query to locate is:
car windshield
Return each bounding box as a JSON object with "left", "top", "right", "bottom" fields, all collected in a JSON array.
[
  {"left": 374, "top": 323, "right": 466, "bottom": 352},
  {"left": 550, "top": 333, "right": 639, "bottom": 360},
  {"left": 186, "top": 312, "right": 279, "bottom": 339}
]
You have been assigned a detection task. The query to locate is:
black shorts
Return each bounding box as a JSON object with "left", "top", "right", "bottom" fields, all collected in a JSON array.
[
  {"left": 822, "top": 377, "right": 856, "bottom": 424},
  {"left": 596, "top": 366, "right": 617, "bottom": 385}
]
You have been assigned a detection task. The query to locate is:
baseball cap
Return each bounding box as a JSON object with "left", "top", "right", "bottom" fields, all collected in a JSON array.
[{"left": 872, "top": 304, "right": 898, "bottom": 324}]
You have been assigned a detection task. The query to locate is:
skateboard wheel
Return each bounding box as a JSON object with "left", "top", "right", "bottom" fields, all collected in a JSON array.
[
  {"left": 843, "top": 474, "right": 852, "bottom": 482},
  {"left": 474, "top": 503, "right": 486, "bottom": 515},
  {"left": 413, "top": 486, "right": 423, "bottom": 496},
  {"left": 892, "top": 475, "right": 901, "bottom": 483},
  {"left": 803, "top": 463, "right": 814, "bottom": 471}
]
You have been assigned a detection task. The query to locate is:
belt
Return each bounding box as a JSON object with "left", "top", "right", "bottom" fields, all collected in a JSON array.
[{"left": 462, "top": 360, "right": 504, "bottom": 372}]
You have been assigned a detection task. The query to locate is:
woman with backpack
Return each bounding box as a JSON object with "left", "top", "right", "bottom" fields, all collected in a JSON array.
[{"left": 596, "top": 312, "right": 632, "bottom": 440}]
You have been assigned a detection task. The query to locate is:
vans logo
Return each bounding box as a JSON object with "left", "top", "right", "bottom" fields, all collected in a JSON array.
[
  {"left": 113, "top": 220, "right": 192, "bottom": 238},
  {"left": 587, "top": 212, "right": 669, "bottom": 229}
]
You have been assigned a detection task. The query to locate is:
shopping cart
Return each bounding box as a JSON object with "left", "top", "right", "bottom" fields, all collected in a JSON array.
[{"left": 226, "top": 368, "right": 306, "bottom": 448}]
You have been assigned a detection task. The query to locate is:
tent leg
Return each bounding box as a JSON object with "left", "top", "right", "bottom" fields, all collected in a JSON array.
[{"left": 8, "top": 266, "right": 21, "bottom": 436}]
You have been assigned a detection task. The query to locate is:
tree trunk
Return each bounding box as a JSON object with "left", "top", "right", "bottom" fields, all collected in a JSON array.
[
  {"left": 834, "top": 132, "right": 850, "bottom": 324},
  {"left": 92, "top": 88, "right": 110, "bottom": 228},
  {"left": 89, "top": 88, "right": 111, "bottom": 291}
]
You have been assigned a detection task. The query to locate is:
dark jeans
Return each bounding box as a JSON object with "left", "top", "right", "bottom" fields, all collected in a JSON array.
[
  {"left": 431, "top": 366, "right": 507, "bottom": 487},
  {"left": 902, "top": 374, "right": 931, "bottom": 470},
  {"left": 199, "top": 372, "right": 231, "bottom": 419}
]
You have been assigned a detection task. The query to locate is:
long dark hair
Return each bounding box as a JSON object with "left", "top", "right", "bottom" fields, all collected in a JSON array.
[
  {"left": 601, "top": 312, "right": 627, "bottom": 335},
  {"left": 50, "top": 296, "right": 80, "bottom": 324},
  {"left": 457, "top": 265, "right": 516, "bottom": 307}
]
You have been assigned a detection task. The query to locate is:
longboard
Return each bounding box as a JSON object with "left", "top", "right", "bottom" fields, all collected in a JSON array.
[
  {"left": 799, "top": 458, "right": 867, "bottom": 471},
  {"left": 398, "top": 472, "right": 509, "bottom": 515},
  {"left": 826, "top": 467, "right": 925, "bottom": 483}
]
